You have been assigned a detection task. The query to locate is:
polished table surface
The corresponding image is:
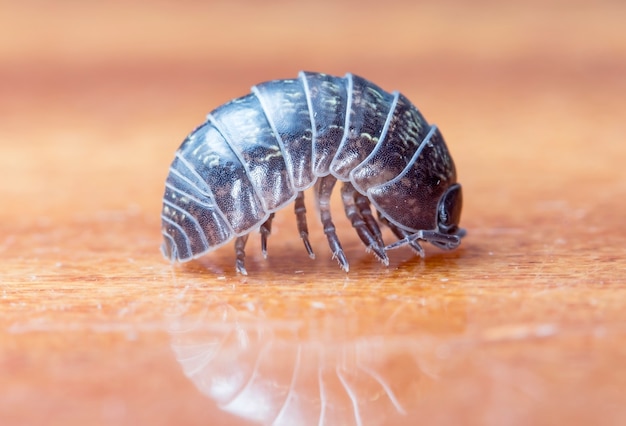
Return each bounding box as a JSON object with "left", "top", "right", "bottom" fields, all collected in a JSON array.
[{"left": 1, "top": 0, "right": 626, "bottom": 425}]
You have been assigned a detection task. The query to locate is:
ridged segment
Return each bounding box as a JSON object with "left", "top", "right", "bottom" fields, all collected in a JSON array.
[
  {"left": 252, "top": 79, "right": 315, "bottom": 190},
  {"left": 350, "top": 94, "right": 430, "bottom": 193},
  {"left": 161, "top": 160, "right": 232, "bottom": 260},
  {"left": 300, "top": 72, "right": 348, "bottom": 176},
  {"left": 209, "top": 94, "right": 296, "bottom": 211},
  {"left": 179, "top": 121, "right": 266, "bottom": 234},
  {"left": 330, "top": 75, "right": 396, "bottom": 180}
]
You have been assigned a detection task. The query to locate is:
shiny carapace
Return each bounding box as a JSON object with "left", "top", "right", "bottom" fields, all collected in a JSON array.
[{"left": 161, "top": 72, "right": 464, "bottom": 274}]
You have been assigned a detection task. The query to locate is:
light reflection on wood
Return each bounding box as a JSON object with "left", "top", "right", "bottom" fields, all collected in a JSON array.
[{"left": 167, "top": 283, "right": 467, "bottom": 425}]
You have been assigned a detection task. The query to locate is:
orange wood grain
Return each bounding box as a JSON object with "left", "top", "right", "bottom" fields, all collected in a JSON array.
[{"left": 1, "top": 1, "right": 626, "bottom": 425}]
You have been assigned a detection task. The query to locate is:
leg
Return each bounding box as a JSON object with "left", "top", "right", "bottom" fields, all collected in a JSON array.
[
  {"left": 259, "top": 213, "right": 275, "bottom": 259},
  {"left": 354, "top": 191, "right": 385, "bottom": 248},
  {"left": 340, "top": 183, "right": 388, "bottom": 265},
  {"left": 234, "top": 235, "right": 249, "bottom": 275},
  {"left": 388, "top": 229, "right": 461, "bottom": 251},
  {"left": 294, "top": 191, "right": 315, "bottom": 259},
  {"left": 315, "top": 175, "right": 349, "bottom": 272},
  {"left": 378, "top": 212, "right": 425, "bottom": 257}
]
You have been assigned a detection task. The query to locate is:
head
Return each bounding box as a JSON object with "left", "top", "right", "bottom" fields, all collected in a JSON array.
[{"left": 430, "top": 183, "right": 465, "bottom": 249}]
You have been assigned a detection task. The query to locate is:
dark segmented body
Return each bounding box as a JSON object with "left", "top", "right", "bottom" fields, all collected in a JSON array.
[{"left": 161, "top": 71, "right": 465, "bottom": 273}]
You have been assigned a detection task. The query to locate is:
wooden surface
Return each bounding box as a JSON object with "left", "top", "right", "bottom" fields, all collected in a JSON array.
[{"left": 2, "top": 1, "right": 626, "bottom": 425}]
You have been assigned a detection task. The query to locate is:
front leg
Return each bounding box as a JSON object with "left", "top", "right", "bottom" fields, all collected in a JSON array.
[
  {"left": 378, "top": 213, "right": 425, "bottom": 257},
  {"left": 385, "top": 229, "right": 461, "bottom": 252}
]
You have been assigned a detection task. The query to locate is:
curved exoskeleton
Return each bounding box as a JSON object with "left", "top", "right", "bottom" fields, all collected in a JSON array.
[{"left": 161, "top": 72, "right": 465, "bottom": 274}]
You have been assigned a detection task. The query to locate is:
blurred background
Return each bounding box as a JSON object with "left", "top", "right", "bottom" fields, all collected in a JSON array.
[
  {"left": 1, "top": 0, "right": 625, "bottom": 425},
  {"left": 2, "top": 0, "right": 624, "bottom": 224}
]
